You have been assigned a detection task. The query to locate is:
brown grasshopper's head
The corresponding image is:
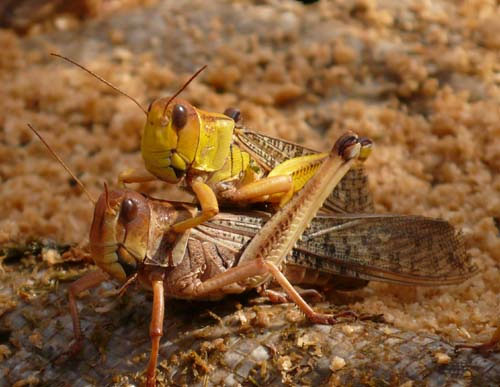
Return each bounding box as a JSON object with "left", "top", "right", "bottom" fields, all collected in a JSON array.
[
  {"left": 142, "top": 96, "right": 234, "bottom": 182},
  {"left": 89, "top": 189, "right": 151, "bottom": 282},
  {"left": 89, "top": 189, "right": 196, "bottom": 283}
]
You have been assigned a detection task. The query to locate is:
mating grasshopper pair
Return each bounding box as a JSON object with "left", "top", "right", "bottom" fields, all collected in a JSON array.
[
  {"left": 30, "top": 123, "right": 475, "bottom": 386},
  {"left": 32, "top": 125, "right": 372, "bottom": 384},
  {"left": 32, "top": 57, "right": 477, "bottom": 385}
]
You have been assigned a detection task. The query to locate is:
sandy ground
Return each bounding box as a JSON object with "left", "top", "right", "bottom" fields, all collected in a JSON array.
[{"left": 0, "top": 0, "right": 499, "bottom": 352}]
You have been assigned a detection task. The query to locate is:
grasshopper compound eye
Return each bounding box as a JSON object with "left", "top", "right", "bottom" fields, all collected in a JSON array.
[
  {"left": 172, "top": 104, "right": 188, "bottom": 129},
  {"left": 120, "top": 198, "right": 138, "bottom": 223}
]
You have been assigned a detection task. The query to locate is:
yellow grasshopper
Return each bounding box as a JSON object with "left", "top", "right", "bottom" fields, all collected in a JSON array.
[
  {"left": 125, "top": 97, "right": 373, "bottom": 233},
  {"left": 51, "top": 54, "right": 373, "bottom": 235}
]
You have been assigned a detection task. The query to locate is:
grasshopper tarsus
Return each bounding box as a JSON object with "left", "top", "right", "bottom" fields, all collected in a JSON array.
[
  {"left": 359, "top": 313, "right": 386, "bottom": 324},
  {"left": 308, "top": 310, "right": 383, "bottom": 326},
  {"left": 52, "top": 339, "right": 83, "bottom": 365},
  {"left": 455, "top": 326, "right": 500, "bottom": 354},
  {"left": 308, "top": 313, "right": 339, "bottom": 325},
  {"left": 307, "top": 310, "right": 357, "bottom": 325}
]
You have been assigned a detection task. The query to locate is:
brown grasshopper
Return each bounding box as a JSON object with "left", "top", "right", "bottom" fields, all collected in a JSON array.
[
  {"left": 28, "top": 125, "right": 476, "bottom": 385},
  {"left": 78, "top": 185, "right": 475, "bottom": 386}
]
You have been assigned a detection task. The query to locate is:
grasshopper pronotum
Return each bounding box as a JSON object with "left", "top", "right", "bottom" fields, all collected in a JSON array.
[{"left": 52, "top": 54, "right": 374, "bottom": 236}]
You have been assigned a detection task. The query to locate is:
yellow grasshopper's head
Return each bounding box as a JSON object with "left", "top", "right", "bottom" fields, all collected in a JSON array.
[
  {"left": 142, "top": 97, "right": 234, "bottom": 183},
  {"left": 89, "top": 188, "right": 196, "bottom": 283}
]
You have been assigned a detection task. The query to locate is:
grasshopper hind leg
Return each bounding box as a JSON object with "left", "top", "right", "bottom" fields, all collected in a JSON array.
[{"left": 188, "top": 257, "right": 354, "bottom": 325}]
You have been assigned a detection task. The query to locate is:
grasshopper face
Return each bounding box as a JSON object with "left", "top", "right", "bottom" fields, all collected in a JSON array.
[
  {"left": 142, "top": 97, "right": 200, "bottom": 183},
  {"left": 89, "top": 190, "right": 151, "bottom": 282},
  {"left": 142, "top": 97, "right": 234, "bottom": 182}
]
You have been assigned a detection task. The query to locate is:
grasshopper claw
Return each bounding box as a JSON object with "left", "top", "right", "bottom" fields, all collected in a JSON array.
[{"left": 309, "top": 313, "right": 339, "bottom": 325}]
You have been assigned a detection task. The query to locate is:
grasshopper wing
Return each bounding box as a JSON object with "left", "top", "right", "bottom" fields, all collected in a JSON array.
[
  {"left": 192, "top": 211, "right": 268, "bottom": 254},
  {"left": 192, "top": 212, "right": 476, "bottom": 287},
  {"left": 234, "top": 128, "right": 373, "bottom": 213},
  {"left": 292, "top": 214, "right": 477, "bottom": 286}
]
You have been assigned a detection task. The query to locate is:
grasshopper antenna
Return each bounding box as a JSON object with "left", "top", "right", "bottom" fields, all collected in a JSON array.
[
  {"left": 50, "top": 53, "right": 148, "bottom": 116},
  {"left": 27, "top": 124, "right": 96, "bottom": 205},
  {"left": 163, "top": 65, "right": 207, "bottom": 117},
  {"left": 103, "top": 182, "right": 114, "bottom": 214}
]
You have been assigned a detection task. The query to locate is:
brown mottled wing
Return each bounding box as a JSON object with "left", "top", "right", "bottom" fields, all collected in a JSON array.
[
  {"left": 233, "top": 127, "right": 374, "bottom": 213},
  {"left": 292, "top": 214, "right": 477, "bottom": 286},
  {"left": 192, "top": 211, "right": 265, "bottom": 257},
  {"left": 195, "top": 212, "right": 477, "bottom": 286}
]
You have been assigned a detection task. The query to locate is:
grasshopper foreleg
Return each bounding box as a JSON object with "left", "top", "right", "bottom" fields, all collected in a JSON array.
[
  {"left": 67, "top": 270, "right": 110, "bottom": 354},
  {"left": 171, "top": 180, "right": 219, "bottom": 233},
  {"left": 118, "top": 167, "right": 157, "bottom": 186}
]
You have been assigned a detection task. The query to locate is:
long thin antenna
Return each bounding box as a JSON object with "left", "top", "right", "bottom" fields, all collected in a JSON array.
[
  {"left": 103, "top": 182, "right": 113, "bottom": 214},
  {"left": 163, "top": 65, "right": 207, "bottom": 117},
  {"left": 50, "top": 53, "right": 148, "bottom": 116},
  {"left": 27, "top": 124, "right": 96, "bottom": 205}
]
